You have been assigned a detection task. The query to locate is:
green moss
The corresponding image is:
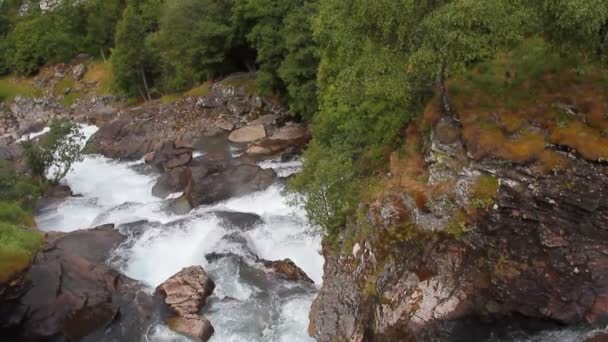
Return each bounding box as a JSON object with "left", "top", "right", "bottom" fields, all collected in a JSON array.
[
  {"left": 0, "top": 77, "right": 42, "bottom": 103},
  {"left": 471, "top": 175, "right": 499, "bottom": 209},
  {"left": 160, "top": 93, "right": 181, "bottom": 104},
  {"left": 0, "top": 223, "right": 43, "bottom": 282},
  {"left": 218, "top": 74, "right": 257, "bottom": 96},
  {"left": 184, "top": 82, "right": 212, "bottom": 97}
]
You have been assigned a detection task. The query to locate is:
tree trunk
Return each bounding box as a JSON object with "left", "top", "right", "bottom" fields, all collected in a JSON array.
[
  {"left": 141, "top": 68, "right": 152, "bottom": 102},
  {"left": 437, "top": 62, "right": 451, "bottom": 115},
  {"left": 100, "top": 48, "right": 107, "bottom": 64}
]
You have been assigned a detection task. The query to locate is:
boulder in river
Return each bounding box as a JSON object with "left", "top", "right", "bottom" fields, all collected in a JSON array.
[
  {"left": 148, "top": 141, "right": 193, "bottom": 172},
  {"left": 184, "top": 162, "right": 276, "bottom": 207},
  {"left": 158, "top": 154, "right": 276, "bottom": 210},
  {"left": 156, "top": 266, "right": 215, "bottom": 341},
  {"left": 262, "top": 258, "right": 314, "bottom": 284}
]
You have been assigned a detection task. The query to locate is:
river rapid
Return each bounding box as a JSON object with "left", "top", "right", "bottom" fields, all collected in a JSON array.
[{"left": 35, "top": 125, "right": 323, "bottom": 342}]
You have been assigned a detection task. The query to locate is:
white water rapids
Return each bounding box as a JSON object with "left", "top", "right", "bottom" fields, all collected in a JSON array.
[{"left": 34, "top": 125, "right": 324, "bottom": 342}]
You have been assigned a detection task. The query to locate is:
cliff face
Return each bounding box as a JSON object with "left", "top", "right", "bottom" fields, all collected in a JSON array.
[{"left": 309, "top": 117, "right": 608, "bottom": 341}]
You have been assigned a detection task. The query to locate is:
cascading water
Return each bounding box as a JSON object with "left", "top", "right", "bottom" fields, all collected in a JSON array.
[
  {"left": 35, "top": 125, "right": 323, "bottom": 341},
  {"left": 31, "top": 125, "right": 604, "bottom": 342}
]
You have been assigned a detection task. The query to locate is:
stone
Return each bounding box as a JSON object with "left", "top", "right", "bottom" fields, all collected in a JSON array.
[
  {"left": 167, "top": 316, "right": 214, "bottom": 341},
  {"left": 228, "top": 124, "right": 266, "bottom": 143},
  {"left": 157, "top": 266, "right": 215, "bottom": 341},
  {"left": 72, "top": 64, "right": 86, "bottom": 80},
  {"left": 152, "top": 166, "right": 191, "bottom": 199},
  {"left": 196, "top": 96, "right": 224, "bottom": 109},
  {"left": 262, "top": 259, "right": 314, "bottom": 284},
  {"left": 149, "top": 141, "right": 193, "bottom": 172},
  {"left": 184, "top": 162, "right": 276, "bottom": 207},
  {"left": 156, "top": 266, "right": 215, "bottom": 317}
]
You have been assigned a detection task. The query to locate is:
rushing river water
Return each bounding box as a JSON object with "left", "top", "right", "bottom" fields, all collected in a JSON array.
[
  {"left": 30, "top": 125, "right": 608, "bottom": 342},
  {"left": 35, "top": 125, "right": 323, "bottom": 342}
]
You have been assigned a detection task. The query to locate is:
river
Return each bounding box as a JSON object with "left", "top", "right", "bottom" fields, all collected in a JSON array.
[{"left": 35, "top": 125, "right": 324, "bottom": 342}]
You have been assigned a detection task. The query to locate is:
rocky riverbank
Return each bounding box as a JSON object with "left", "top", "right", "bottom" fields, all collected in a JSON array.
[
  {"left": 0, "top": 67, "right": 316, "bottom": 341},
  {"left": 309, "top": 116, "right": 608, "bottom": 341}
]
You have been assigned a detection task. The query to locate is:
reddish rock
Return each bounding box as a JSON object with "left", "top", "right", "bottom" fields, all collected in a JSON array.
[
  {"left": 262, "top": 259, "right": 314, "bottom": 284},
  {"left": 156, "top": 266, "right": 215, "bottom": 341},
  {"left": 167, "top": 316, "right": 214, "bottom": 341}
]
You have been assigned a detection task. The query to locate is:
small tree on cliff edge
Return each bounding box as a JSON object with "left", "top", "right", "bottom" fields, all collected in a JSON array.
[
  {"left": 408, "top": 0, "right": 530, "bottom": 115},
  {"left": 22, "top": 119, "right": 84, "bottom": 184}
]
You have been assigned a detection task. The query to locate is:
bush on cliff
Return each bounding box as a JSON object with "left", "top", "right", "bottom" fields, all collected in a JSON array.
[{"left": 22, "top": 119, "right": 84, "bottom": 184}]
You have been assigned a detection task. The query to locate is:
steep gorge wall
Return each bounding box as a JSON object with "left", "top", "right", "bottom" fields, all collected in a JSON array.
[{"left": 309, "top": 117, "right": 608, "bottom": 341}]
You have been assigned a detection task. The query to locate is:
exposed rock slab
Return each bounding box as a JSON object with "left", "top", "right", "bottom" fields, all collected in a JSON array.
[
  {"left": 0, "top": 225, "right": 158, "bottom": 341},
  {"left": 228, "top": 124, "right": 267, "bottom": 143}
]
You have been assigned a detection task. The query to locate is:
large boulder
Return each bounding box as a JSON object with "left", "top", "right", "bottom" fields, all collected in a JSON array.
[
  {"left": 147, "top": 141, "right": 193, "bottom": 172},
  {"left": 183, "top": 159, "right": 276, "bottom": 207},
  {"left": 156, "top": 266, "right": 215, "bottom": 341},
  {"left": 0, "top": 225, "right": 159, "bottom": 342},
  {"left": 228, "top": 124, "right": 267, "bottom": 143},
  {"left": 245, "top": 123, "right": 310, "bottom": 157}
]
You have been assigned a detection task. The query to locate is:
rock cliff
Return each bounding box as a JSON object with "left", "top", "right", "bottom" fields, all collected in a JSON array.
[{"left": 310, "top": 117, "right": 608, "bottom": 341}]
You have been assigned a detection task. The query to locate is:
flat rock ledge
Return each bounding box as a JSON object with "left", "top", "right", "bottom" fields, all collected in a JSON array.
[{"left": 156, "top": 266, "right": 215, "bottom": 341}]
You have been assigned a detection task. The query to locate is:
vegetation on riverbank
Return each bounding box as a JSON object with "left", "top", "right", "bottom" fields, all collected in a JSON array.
[{"left": 1, "top": 0, "right": 608, "bottom": 242}]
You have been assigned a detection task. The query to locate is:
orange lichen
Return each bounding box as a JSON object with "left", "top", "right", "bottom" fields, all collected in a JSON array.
[
  {"left": 499, "top": 113, "right": 525, "bottom": 134},
  {"left": 463, "top": 123, "right": 545, "bottom": 163},
  {"left": 536, "top": 150, "right": 570, "bottom": 174},
  {"left": 550, "top": 121, "right": 608, "bottom": 161}
]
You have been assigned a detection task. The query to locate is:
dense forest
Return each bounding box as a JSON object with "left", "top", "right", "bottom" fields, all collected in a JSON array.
[{"left": 1, "top": 0, "right": 608, "bottom": 241}]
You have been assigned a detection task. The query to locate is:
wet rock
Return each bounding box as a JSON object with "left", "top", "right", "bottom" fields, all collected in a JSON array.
[
  {"left": 156, "top": 266, "right": 215, "bottom": 317},
  {"left": 184, "top": 162, "right": 276, "bottom": 207},
  {"left": 148, "top": 141, "right": 193, "bottom": 172},
  {"left": 36, "top": 184, "right": 75, "bottom": 210},
  {"left": 157, "top": 266, "right": 215, "bottom": 341},
  {"left": 262, "top": 259, "right": 314, "bottom": 284},
  {"left": 212, "top": 211, "right": 264, "bottom": 230},
  {"left": 152, "top": 166, "right": 191, "bottom": 198},
  {"left": 228, "top": 124, "right": 266, "bottom": 143},
  {"left": 0, "top": 225, "right": 158, "bottom": 341},
  {"left": 168, "top": 316, "right": 214, "bottom": 341}
]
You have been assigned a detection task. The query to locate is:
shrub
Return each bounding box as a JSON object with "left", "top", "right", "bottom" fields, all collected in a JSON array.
[
  {"left": 22, "top": 119, "right": 85, "bottom": 183},
  {"left": 0, "top": 202, "right": 32, "bottom": 226}
]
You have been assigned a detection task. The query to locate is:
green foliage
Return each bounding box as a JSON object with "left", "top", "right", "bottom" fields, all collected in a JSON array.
[
  {"left": 0, "top": 202, "right": 31, "bottom": 226},
  {"left": 527, "top": 0, "right": 608, "bottom": 61},
  {"left": 84, "top": 0, "right": 126, "bottom": 57},
  {"left": 0, "top": 161, "right": 45, "bottom": 211},
  {"left": 0, "top": 222, "right": 43, "bottom": 282},
  {"left": 277, "top": 1, "right": 319, "bottom": 120},
  {"left": 22, "top": 119, "right": 85, "bottom": 183},
  {"left": 4, "top": 1, "right": 87, "bottom": 75},
  {"left": 0, "top": 159, "right": 44, "bottom": 283},
  {"left": 291, "top": 142, "right": 357, "bottom": 236},
  {"left": 155, "top": 0, "right": 235, "bottom": 90},
  {"left": 111, "top": 3, "right": 152, "bottom": 97},
  {"left": 408, "top": 0, "right": 530, "bottom": 82}
]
